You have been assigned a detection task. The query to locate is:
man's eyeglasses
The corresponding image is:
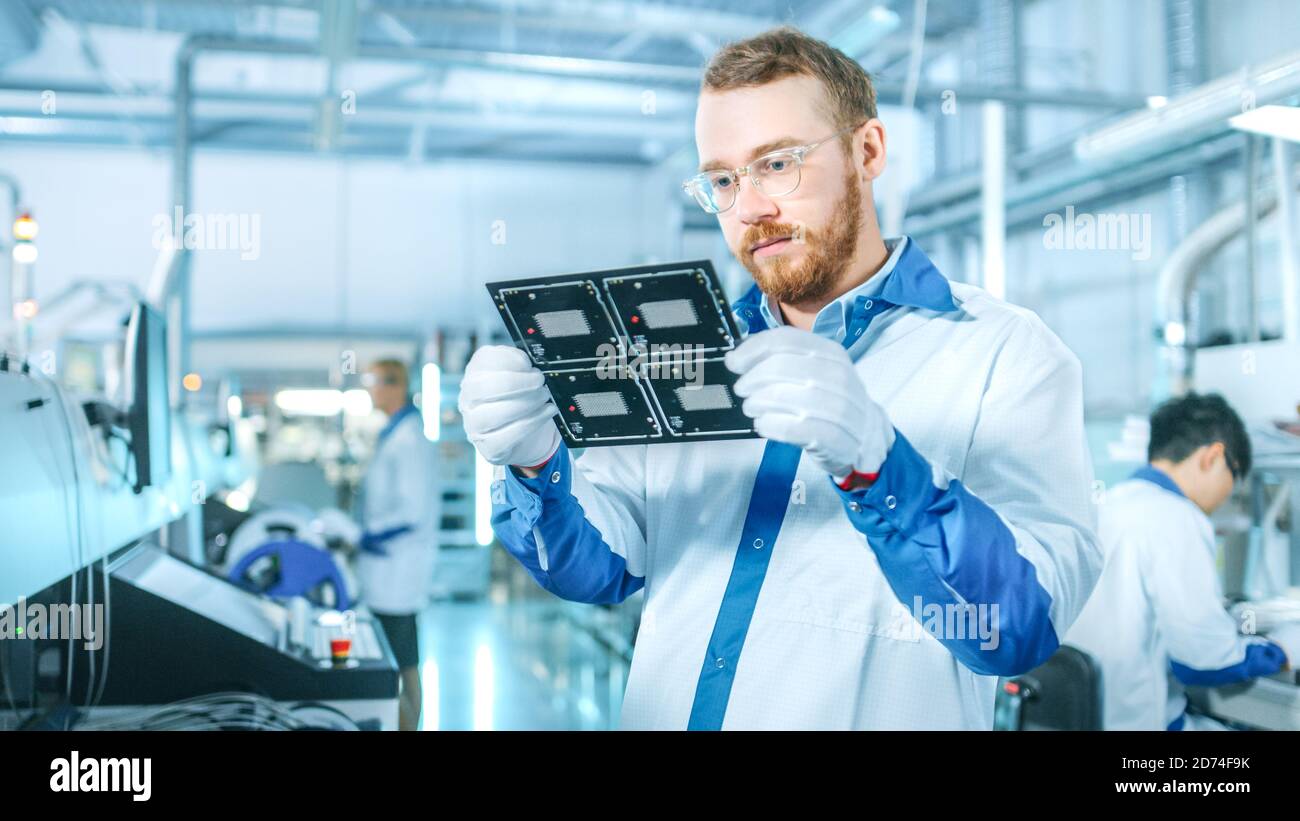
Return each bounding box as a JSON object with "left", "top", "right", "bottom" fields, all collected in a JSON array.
[{"left": 682, "top": 122, "right": 863, "bottom": 215}]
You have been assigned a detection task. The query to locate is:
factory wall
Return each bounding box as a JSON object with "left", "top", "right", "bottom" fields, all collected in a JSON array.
[{"left": 3, "top": 144, "right": 668, "bottom": 340}]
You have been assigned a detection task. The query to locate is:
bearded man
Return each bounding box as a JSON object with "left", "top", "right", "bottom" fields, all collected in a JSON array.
[{"left": 458, "top": 26, "right": 1101, "bottom": 730}]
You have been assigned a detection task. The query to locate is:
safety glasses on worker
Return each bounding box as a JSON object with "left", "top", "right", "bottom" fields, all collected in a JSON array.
[
  {"left": 1226, "top": 452, "right": 1244, "bottom": 482},
  {"left": 681, "top": 122, "right": 864, "bottom": 215}
]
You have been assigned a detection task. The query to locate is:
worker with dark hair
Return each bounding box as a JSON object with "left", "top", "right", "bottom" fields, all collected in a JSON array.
[{"left": 1068, "top": 392, "right": 1290, "bottom": 730}]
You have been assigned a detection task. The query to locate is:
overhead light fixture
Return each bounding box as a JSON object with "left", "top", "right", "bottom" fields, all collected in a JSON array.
[
  {"left": 12, "top": 242, "right": 37, "bottom": 264},
  {"left": 341, "top": 389, "right": 373, "bottom": 417},
  {"left": 1229, "top": 104, "right": 1300, "bottom": 143},
  {"left": 275, "top": 389, "right": 344, "bottom": 416},
  {"left": 275, "top": 388, "right": 374, "bottom": 417},
  {"left": 12, "top": 212, "right": 38, "bottom": 241},
  {"left": 422, "top": 362, "right": 441, "bottom": 442},
  {"left": 13, "top": 299, "right": 38, "bottom": 320},
  {"left": 225, "top": 489, "right": 251, "bottom": 512}
]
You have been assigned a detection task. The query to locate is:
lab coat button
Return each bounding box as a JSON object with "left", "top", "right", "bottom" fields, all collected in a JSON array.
[
  {"left": 715, "top": 658, "right": 725, "bottom": 669},
  {"left": 847, "top": 502, "right": 861, "bottom": 512},
  {"left": 863, "top": 299, "right": 873, "bottom": 310},
  {"left": 550, "top": 471, "right": 562, "bottom": 483},
  {"left": 885, "top": 495, "right": 897, "bottom": 510},
  {"left": 752, "top": 537, "right": 764, "bottom": 549}
]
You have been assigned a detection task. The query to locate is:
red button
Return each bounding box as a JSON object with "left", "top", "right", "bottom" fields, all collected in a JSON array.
[{"left": 330, "top": 637, "right": 352, "bottom": 660}]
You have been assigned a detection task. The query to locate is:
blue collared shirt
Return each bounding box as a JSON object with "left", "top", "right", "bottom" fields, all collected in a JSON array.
[
  {"left": 756, "top": 235, "right": 908, "bottom": 336},
  {"left": 738, "top": 235, "right": 956, "bottom": 361},
  {"left": 1130, "top": 464, "right": 1186, "bottom": 499}
]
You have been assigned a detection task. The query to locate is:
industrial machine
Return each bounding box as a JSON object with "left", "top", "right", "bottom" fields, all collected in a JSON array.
[
  {"left": 62, "top": 544, "right": 397, "bottom": 730},
  {"left": 0, "top": 301, "right": 399, "bottom": 730}
]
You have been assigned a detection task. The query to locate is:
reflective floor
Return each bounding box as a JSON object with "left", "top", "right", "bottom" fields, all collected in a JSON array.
[{"left": 414, "top": 567, "right": 635, "bottom": 731}]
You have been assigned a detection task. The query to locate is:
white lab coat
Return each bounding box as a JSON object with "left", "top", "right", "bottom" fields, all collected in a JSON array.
[
  {"left": 356, "top": 409, "right": 440, "bottom": 615},
  {"left": 1066, "top": 476, "right": 1268, "bottom": 730},
  {"left": 493, "top": 238, "right": 1101, "bottom": 729}
]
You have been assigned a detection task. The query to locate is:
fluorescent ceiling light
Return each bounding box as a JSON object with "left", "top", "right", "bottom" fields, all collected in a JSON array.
[
  {"left": 275, "top": 388, "right": 374, "bottom": 417},
  {"left": 342, "top": 389, "right": 373, "bottom": 417},
  {"left": 276, "top": 389, "right": 344, "bottom": 416},
  {"left": 1229, "top": 104, "right": 1300, "bottom": 143},
  {"left": 422, "top": 362, "right": 441, "bottom": 442}
]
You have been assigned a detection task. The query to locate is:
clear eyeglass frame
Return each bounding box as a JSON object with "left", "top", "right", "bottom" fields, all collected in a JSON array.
[{"left": 682, "top": 122, "right": 864, "bottom": 214}]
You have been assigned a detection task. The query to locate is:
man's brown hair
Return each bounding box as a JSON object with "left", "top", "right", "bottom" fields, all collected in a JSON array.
[{"left": 701, "top": 26, "right": 877, "bottom": 142}]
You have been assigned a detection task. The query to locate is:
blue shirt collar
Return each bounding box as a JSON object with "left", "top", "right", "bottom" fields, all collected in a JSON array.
[
  {"left": 1131, "top": 464, "right": 1186, "bottom": 499},
  {"left": 378, "top": 402, "right": 420, "bottom": 444},
  {"left": 731, "top": 236, "right": 957, "bottom": 338}
]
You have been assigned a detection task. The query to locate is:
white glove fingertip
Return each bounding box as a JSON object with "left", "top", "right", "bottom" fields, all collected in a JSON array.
[
  {"left": 723, "top": 348, "right": 745, "bottom": 375},
  {"left": 754, "top": 414, "right": 797, "bottom": 444}
]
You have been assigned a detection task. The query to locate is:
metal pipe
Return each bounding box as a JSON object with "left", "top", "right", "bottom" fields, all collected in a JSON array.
[
  {"left": 981, "top": 101, "right": 1007, "bottom": 299},
  {"left": 1075, "top": 48, "right": 1300, "bottom": 165},
  {"left": 1155, "top": 185, "right": 1297, "bottom": 395},
  {"left": 0, "top": 172, "right": 19, "bottom": 211},
  {"left": 0, "top": 173, "right": 20, "bottom": 350},
  {"left": 1157, "top": 202, "right": 1254, "bottom": 397},
  {"left": 0, "top": 73, "right": 1151, "bottom": 111},
  {"left": 374, "top": 0, "right": 775, "bottom": 41},
  {"left": 902, "top": 132, "right": 1079, "bottom": 215},
  {"left": 911, "top": 29, "right": 1298, "bottom": 243},
  {"left": 906, "top": 132, "right": 1244, "bottom": 237},
  {"left": 1274, "top": 137, "right": 1300, "bottom": 343},
  {"left": 1245, "top": 134, "right": 1260, "bottom": 343}
]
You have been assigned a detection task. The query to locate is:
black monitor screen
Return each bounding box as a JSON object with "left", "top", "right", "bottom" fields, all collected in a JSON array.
[{"left": 124, "top": 302, "right": 171, "bottom": 493}]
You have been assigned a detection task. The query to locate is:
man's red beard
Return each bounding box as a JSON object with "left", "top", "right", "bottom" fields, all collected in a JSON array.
[{"left": 737, "top": 170, "right": 863, "bottom": 307}]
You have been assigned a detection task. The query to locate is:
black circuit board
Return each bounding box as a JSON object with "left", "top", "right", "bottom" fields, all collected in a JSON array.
[{"left": 485, "top": 260, "right": 758, "bottom": 448}]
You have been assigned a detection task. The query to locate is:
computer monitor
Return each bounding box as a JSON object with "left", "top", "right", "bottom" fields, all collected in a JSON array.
[{"left": 123, "top": 302, "right": 171, "bottom": 493}]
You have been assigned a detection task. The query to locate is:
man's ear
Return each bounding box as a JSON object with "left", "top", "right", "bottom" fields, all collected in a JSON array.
[
  {"left": 858, "top": 119, "right": 887, "bottom": 182},
  {"left": 1201, "top": 441, "right": 1226, "bottom": 473}
]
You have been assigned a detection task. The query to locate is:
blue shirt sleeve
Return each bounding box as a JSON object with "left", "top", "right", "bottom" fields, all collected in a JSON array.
[
  {"left": 490, "top": 441, "right": 645, "bottom": 605},
  {"left": 830, "top": 428, "right": 1059, "bottom": 676},
  {"left": 1170, "top": 641, "right": 1287, "bottom": 686}
]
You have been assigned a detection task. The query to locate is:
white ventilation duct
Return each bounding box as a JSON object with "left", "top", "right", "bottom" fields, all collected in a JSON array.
[
  {"left": 1156, "top": 156, "right": 1300, "bottom": 394},
  {"left": 1075, "top": 50, "right": 1300, "bottom": 166}
]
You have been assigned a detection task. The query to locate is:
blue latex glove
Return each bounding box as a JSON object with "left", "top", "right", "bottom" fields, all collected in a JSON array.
[{"left": 358, "top": 524, "right": 413, "bottom": 557}]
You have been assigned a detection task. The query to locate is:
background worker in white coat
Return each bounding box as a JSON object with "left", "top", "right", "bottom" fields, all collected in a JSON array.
[
  {"left": 460, "top": 26, "right": 1101, "bottom": 730},
  {"left": 358, "top": 358, "right": 440, "bottom": 731},
  {"left": 1067, "top": 393, "right": 1290, "bottom": 730}
]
